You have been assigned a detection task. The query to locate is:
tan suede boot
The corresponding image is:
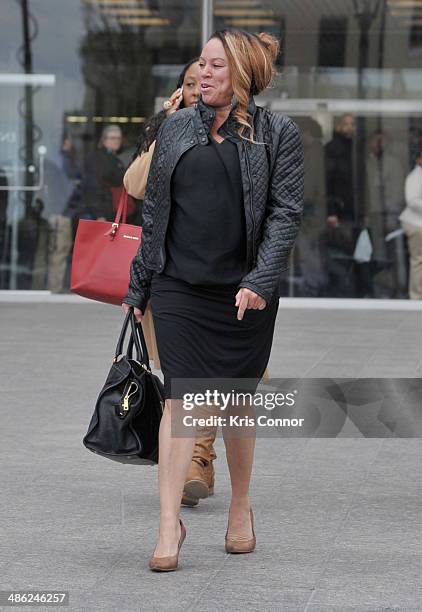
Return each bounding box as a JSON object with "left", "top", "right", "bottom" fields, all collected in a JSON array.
[
  {"left": 181, "top": 432, "right": 216, "bottom": 507},
  {"left": 182, "top": 457, "right": 215, "bottom": 504}
]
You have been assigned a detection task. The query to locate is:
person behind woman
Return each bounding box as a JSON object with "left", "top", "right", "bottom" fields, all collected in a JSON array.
[
  {"left": 123, "top": 29, "right": 304, "bottom": 571},
  {"left": 124, "top": 58, "right": 200, "bottom": 201},
  {"left": 125, "top": 59, "right": 218, "bottom": 507}
]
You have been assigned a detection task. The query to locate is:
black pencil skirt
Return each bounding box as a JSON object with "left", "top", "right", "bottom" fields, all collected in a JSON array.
[{"left": 150, "top": 272, "right": 279, "bottom": 399}]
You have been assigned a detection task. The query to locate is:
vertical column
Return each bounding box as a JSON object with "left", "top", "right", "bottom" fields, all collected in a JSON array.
[{"left": 201, "top": 0, "right": 214, "bottom": 48}]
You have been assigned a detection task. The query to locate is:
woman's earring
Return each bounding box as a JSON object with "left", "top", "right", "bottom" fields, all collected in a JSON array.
[{"left": 231, "top": 95, "right": 238, "bottom": 108}]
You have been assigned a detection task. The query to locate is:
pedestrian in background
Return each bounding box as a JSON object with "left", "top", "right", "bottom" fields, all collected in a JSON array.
[
  {"left": 295, "top": 117, "right": 326, "bottom": 296},
  {"left": 323, "top": 113, "right": 358, "bottom": 296},
  {"left": 400, "top": 150, "right": 422, "bottom": 299},
  {"left": 31, "top": 135, "right": 79, "bottom": 292},
  {"left": 82, "top": 125, "right": 125, "bottom": 222},
  {"left": 365, "top": 130, "right": 405, "bottom": 297}
]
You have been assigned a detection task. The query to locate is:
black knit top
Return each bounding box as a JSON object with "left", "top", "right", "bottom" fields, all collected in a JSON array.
[{"left": 163, "top": 135, "right": 247, "bottom": 285}]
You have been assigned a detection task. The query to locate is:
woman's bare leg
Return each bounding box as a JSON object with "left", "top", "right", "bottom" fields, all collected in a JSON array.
[
  {"left": 222, "top": 402, "right": 256, "bottom": 539},
  {"left": 153, "top": 399, "right": 196, "bottom": 557}
]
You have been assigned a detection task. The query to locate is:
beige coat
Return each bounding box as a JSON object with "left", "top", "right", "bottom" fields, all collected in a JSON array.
[{"left": 124, "top": 141, "right": 156, "bottom": 200}]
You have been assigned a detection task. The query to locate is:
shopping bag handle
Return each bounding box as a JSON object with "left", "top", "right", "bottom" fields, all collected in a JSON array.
[
  {"left": 114, "top": 188, "right": 128, "bottom": 225},
  {"left": 105, "top": 189, "right": 129, "bottom": 239}
]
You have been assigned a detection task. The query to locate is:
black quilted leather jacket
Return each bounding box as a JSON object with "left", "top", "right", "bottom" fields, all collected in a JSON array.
[{"left": 124, "top": 96, "right": 304, "bottom": 313}]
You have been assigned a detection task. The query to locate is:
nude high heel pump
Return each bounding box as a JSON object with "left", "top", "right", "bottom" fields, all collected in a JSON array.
[
  {"left": 225, "top": 508, "right": 256, "bottom": 554},
  {"left": 149, "top": 519, "right": 186, "bottom": 572}
]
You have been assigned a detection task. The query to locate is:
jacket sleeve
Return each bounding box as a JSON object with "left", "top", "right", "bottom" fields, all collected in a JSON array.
[
  {"left": 123, "top": 129, "right": 166, "bottom": 313},
  {"left": 238, "top": 117, "right": 304, "bottom": 303}
]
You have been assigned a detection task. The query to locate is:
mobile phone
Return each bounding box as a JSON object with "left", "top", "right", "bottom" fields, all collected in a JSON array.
[{"left": 171, "top": 85, "right": 183, "bottom": 105}]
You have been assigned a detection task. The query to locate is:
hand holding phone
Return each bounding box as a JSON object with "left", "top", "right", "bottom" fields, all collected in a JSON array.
[{"left": 164, "top": 87, "right": 184, "bottom": 115}]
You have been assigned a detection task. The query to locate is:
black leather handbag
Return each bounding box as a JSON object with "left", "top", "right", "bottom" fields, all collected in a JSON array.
[{"left": 83, "top": 310, "right": 164, "bottom": 464}]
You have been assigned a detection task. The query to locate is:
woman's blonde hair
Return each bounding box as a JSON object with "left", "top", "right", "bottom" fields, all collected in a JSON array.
[{"left": 210, "top": 29, "right": 280, "bottom": 142}]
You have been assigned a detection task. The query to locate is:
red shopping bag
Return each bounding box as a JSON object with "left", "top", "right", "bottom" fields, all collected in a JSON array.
[{"left": 71, "top": 189, "right": 142, "bottom": 306}]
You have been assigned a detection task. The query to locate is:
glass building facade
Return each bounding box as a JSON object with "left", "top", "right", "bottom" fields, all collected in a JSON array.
[{"left": 1, "top": 0, "right": 422, "bottom": 298}]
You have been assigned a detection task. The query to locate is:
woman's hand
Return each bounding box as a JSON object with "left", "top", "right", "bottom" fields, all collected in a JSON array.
[
  {"left": 122, "top": 302, "right": 143, "bottom": 323},
  {"left": 235, "top": 288, "right": 266, "bottom": 321},
  {"left": 165, "top": 87, "right": 183, "bottom": 116}
]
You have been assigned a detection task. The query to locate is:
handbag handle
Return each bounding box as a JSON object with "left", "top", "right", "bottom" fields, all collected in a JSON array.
[
  {"left": 115, "top": 309, "right": 151, "bottom": 369},
  {"left": 115, "top": 320, "right": 140, "bottom": 361},
  {"left": 126, "top": 330, "right": 151, "bottom": 369},
  {"left": 129, "top": 311, "right": 151, "bottom": 369},
  {"left": 115, "top": 309, "right": 132, "bottom": 359}
]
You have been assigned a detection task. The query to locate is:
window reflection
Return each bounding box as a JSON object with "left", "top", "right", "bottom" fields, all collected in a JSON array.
[{"left": 0, "top": 0, "right": 422, "bottom": 299}]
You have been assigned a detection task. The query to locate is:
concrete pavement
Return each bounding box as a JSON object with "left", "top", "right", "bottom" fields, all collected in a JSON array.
[{"left": 1, "top": 299, "right": 422, "bottom": 611}]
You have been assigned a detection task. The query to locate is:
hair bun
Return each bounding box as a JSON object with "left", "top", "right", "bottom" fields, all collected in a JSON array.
[{"left": 257, "top": 32, "right": 280, "bottom": 63}]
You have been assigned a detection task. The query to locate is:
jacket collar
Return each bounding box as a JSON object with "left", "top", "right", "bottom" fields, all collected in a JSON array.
[{"left": 196, "top": 95, "right": 257, "bottom": 137}]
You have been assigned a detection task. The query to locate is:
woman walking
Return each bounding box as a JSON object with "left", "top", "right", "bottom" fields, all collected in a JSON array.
[{"left": 122, "top": 28, "right": 304, "bottom": 571}]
